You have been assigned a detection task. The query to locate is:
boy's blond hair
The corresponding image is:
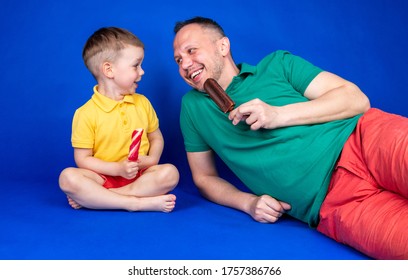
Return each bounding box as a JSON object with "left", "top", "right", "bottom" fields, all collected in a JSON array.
[{"left": 82, "top": 27, "right": 144, "bottom": 79}]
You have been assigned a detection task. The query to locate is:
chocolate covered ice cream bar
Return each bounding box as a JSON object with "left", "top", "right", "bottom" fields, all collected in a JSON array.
[{"left": 203, "top": 78, "right": 235, "bottom": 113}]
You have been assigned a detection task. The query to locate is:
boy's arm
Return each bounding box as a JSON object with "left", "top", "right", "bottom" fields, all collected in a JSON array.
[
  {"left": 138, "top": 128, "right": 164, "bottom": 168},
  {"left": 74, "top": 148, "right": 138, "bottom": 179}
]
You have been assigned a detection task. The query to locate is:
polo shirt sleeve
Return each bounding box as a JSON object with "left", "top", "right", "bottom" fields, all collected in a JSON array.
[
  {"left": 280, "top": 51, "right": 323, "bottom": 95},
  {"left": 71, "top": 105, "right": 95, "bottom": 149}
]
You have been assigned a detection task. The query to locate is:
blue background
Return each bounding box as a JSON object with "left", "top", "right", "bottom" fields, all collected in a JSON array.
[
  {"left": 1, "top": 0, "right": 407, "bottom": 185},
  {"left": 0, "top": 0, "right": 407, "bottom": 260}
]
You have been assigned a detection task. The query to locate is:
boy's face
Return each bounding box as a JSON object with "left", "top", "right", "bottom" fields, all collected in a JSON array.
[{"left": 110, "top": 45, "right": 145, "bottom": 95}]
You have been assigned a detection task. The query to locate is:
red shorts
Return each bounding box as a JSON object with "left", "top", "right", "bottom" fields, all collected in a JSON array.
[
  {"left": 317, "top": 108, "right": 408, "bottom": 259},
  {"left": 100, "top": 169, "right": 146, "bottom": 189}
]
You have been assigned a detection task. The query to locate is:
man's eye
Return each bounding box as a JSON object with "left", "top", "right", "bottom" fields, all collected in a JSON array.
[{"left": 176, "top": 58, "right": 182, "bottom": 65}]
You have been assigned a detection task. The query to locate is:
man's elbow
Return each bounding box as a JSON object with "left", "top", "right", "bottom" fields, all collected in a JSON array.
[
  {"left": 349, "top": 83, "right": 371, "bottom": 114},
  {"left": 192, "top": 175, "right": 207, "bottom": 191},
  {"left": 359, "top": 91, "right": 371, "bottom": 113},
  {"left": 192, "top": 174, "right": 214, "bottom": 200}
]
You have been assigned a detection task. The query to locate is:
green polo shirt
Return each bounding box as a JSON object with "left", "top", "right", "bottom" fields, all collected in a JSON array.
[{"left": 180, "top": 50, "right": 361, "bottom": 227}]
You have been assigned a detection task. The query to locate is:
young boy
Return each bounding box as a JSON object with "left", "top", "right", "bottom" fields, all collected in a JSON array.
[{"left": 59, "top": 27, "right": 179, "bottom": 212}]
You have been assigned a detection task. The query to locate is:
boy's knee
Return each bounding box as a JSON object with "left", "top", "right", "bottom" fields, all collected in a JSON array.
[
  {"left": 58, "top": 167, "right": 77, "bottom": 193},
  {"left": 161, "top": 164, "right": 179, "bottom": 189}
]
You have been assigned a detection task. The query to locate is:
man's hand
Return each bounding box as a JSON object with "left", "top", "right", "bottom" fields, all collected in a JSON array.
[
  {"left": 248, "top": 194, "right": 291, "bottom": 223},
  {"left": 229, "top": 99, "right": 282, "bottom": 130}
]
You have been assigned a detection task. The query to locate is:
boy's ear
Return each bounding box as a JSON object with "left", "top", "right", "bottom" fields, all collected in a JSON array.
[{"left": 102, "top": 62, "right": 114, "bottom": 78}]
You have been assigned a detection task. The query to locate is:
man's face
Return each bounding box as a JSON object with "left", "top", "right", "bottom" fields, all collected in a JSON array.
[{"left": 173, "top": 24, "right": 224, "bottom": 92}]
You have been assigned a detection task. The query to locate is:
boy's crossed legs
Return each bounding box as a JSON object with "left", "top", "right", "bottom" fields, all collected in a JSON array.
[{"left": 59, "top": 163, "right": 179, "bottom": 213}]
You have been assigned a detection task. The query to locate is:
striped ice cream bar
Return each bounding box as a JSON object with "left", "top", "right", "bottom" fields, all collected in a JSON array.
[{"left": 128, "top": 128, "right": 144, "bottom": 161}]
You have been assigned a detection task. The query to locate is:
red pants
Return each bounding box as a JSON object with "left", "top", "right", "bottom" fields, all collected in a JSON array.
[
  {"left": 317, "top": 108, "right": 408, "bottom": 259},
  {"left": 100, "top": 168, "right": 146, "bottom": 189}
]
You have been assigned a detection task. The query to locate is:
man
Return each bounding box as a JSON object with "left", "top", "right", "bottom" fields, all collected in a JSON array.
[{"left": 173, "top": 16, "right": 408, "bottom": 259}]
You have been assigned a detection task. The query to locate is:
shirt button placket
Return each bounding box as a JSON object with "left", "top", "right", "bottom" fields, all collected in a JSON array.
[{"left": 119, "top": 103, "right": 129, "bottom": 128}]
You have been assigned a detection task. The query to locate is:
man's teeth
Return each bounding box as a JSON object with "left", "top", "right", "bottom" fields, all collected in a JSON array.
[{"left": 191, "top": 69, "right": 202, "bottom": 79}]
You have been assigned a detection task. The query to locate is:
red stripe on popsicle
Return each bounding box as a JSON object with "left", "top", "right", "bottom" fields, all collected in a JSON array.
[{"left": 128, "top": 128, "right": 144, "bottom": 161}]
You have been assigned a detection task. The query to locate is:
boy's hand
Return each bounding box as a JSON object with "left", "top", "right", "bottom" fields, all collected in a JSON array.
[{"left": 119, "top": 159, "right": 140, "bottom": 179}]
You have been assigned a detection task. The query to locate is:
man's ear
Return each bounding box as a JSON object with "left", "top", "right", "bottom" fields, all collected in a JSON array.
[
  {"left": 219, "top": 37, "right": 230, "bottom": 56},
  {"left": 102, "top": 62, "right": 114, "bottom": 78}
]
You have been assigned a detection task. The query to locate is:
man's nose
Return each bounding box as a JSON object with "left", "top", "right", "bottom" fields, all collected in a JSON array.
[{"left": 181, "top": 56, "right": 193, "bottom": 70}]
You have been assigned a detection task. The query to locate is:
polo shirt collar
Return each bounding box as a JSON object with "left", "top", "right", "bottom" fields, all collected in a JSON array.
[
  {"left": 91, "top": 85, "right": 135, "bottom": 112},
  {"left": 227, "top": 63, "right": 257, "bottom": 92},
  {"left": 238, "top": 63, "right": 257, "bottom": 76}
]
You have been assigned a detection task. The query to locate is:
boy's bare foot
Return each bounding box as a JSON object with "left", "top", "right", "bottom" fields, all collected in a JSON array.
[
  {"left": 67, "top": 196, "right": 82, "bottom": 209},
  {"left": 66, "top": 194, "right": 176, "bottom": 213},
  {"left": 130, "top": 194, "right": 176, "bottom": 213}
]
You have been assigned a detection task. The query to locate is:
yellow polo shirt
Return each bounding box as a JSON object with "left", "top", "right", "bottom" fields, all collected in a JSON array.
[{"left": 71, "top": 86, "right": 159, "bottom": 162}]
